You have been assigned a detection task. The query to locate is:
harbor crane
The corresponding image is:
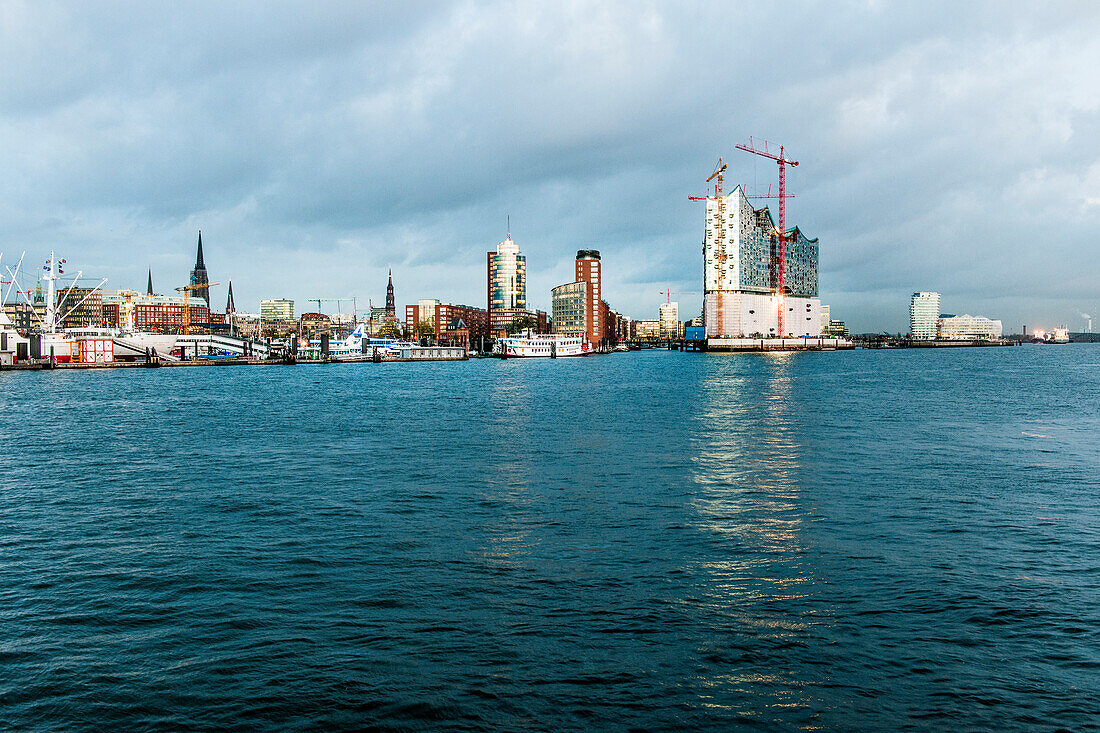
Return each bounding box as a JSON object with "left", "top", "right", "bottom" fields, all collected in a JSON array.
[
  {"left": 176, "top": 281, "right": 220, "bottom": 334},
  {"left": 735, "top": 137, "right": 798, "bottom": 335}
]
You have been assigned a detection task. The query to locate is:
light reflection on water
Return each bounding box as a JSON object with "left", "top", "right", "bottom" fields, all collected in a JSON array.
[
  {"left": 477, "top": 365, "right": 538, "bottom": 569},
  {"left": 1, "top": 348, "right": 1096, "bottom": 730},
  {"left": 688, "top": 354, "right": 830, "bottom": 721}
]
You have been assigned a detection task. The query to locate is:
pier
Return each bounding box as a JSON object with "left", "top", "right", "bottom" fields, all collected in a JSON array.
[
  {"left": 704, "top": 336, "right": 855, "bottom": 352},
  {"left": 0, "top": 345, "right": 468, "bottom": 371}
]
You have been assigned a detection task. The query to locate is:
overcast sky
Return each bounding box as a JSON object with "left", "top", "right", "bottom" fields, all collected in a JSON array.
[{"left": 2, "top": 1, "right": 1098, "bottom": 332}]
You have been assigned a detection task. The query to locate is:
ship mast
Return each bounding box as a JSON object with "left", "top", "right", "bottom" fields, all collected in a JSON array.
[{"left": 43, "top": 251, "right": 59, "bottom": 333}]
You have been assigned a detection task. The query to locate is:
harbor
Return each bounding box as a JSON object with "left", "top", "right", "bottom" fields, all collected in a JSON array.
[
  {"left": 4, "top": 3, "right": 1099, "bottom": 731},
  {"left": 5, "top": 140, "right": 1087, "bottom": 365}
]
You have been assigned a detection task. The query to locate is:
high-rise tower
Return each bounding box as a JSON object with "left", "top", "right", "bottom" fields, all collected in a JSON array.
[
  {"left": 189, "top": 230, "right": 210, "bottom": 308},
  {"left": 385, "top": 269, "right": 395, "bottom": 318},
  {"left": 487, "top": 231, "right": 527, "bottom": 327},
  {"left": 910, "top": 292, "right": 940, "bottom": 340},
  {"left": 574, "top": 250, "right": 602, "bottom": 345}
]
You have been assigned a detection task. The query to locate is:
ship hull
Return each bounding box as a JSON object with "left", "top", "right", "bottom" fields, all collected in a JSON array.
[{"left": 495, "top": 335, "right": 588, "bottom": 357}]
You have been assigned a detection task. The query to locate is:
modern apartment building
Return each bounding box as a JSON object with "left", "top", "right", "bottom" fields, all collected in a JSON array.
[
  {"left": 57, "top": 287, "right": 103, "bottom": 328},
  {"left": 910, "top": 292, "right": 941, "bottom": 340},
  {"left": 659, "top": 301, "right": 679, "bottom": 339},
  {"left": 550, "top": 250, "right": 615, "bottom": 347},
  {"left": 937, "top": 314, "right": 1002, "bottom": 341},
  {"left": 489, "top": 307, "right": 547, "bottom": 335},
  {"left": 574, "top": 250, "right": 603, "bottom": 344},
  {"left": 551, "top": 281, "right": 587, "bottom": 337},
  {"left": 260, "top": 298, "right": 294, "bottom": 321},
  {"left": 633, "top": 320, "right": 660, "bottom": 339}
]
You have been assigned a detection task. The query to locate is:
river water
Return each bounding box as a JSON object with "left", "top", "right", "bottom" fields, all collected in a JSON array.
[{"left": 1, "top": 346, "right": 1097, "bottom": 730}]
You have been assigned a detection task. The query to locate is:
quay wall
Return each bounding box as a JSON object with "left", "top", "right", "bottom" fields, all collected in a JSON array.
[{"left": 705, "top": 337, "right": 853, "bottom": 352}]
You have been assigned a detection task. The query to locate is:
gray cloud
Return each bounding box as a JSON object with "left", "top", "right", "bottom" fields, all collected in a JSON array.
[{"left": 1, "top": 1, "right": 1098, "bottom": 330}]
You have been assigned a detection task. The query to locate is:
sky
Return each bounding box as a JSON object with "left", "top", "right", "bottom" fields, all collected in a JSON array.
[{"left": 1, "top": 1, "right": 1098, "bottom": 333}]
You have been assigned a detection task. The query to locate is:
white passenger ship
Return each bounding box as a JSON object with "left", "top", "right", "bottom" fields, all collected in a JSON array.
[
  {"left": 494, "top": 332, "right": 589, "bottom": 358},
  {"left": 298, "top": 324, "right": 419, "bottom": 360}
]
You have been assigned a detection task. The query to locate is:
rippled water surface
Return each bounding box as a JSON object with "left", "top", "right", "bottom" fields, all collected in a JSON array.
[{"left": 2, "top": 346, "right": 1098, "bottom": 730}]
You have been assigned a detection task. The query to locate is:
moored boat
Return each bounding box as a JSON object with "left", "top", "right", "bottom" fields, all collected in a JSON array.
[{"left": 493, "top": 332, "right": 589, "bottom": 357}]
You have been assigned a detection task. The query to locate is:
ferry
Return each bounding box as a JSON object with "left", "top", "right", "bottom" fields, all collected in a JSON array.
[
  {"left": 302, "top": 324, "right": 420, "bottom": 360},
  {"left": 493, "top": 332, "right": 589, "bottom": 358}
]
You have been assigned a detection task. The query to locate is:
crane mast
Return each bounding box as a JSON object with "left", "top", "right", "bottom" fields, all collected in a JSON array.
[
  {"left": 689, "top": 158, "right": 732, "bottom": 331},
  {"left": 735, "top": 137, "right": 798, "bottom": 335},
  {"left": 176, "top": 281, "right": 220, "bottom": 334}
]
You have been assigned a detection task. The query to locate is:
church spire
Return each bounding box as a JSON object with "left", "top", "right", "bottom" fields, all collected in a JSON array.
[
  {"left": 146, "top": 268, "right": 153, "bottom": 296},
  {"left": 385, "top": 268, "right": 395, "bottom": 317},
  {"left": 225, "top": 280, "right": 235, "bottom": 314},
  {"left": 195, "top": 230, "right": 205, "bottom": 268},
  {"left": 189, "top": 229, "right": 211, "bottom": 308}
]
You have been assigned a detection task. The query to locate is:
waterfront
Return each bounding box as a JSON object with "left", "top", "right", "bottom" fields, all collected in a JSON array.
[{"left": 1, "top": 347, "right": 1098, "bottom": 730}]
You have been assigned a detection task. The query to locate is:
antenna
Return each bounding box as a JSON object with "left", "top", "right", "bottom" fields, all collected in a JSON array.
[{"left": 507, "top": 214, "right": 510, "bottom": 237}]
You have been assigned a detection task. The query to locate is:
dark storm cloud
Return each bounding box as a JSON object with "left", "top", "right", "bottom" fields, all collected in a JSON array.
[{"left": 1, "top": 1, "right": 1098, "bottom": 330}]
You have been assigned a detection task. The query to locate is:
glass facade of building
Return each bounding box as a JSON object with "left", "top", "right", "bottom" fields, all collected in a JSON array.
[
  {"left": 260, "top": 299, "right": 294, "bottom": 320},
  {"left": 705, "top": 188, "right": 819, "bottom": 297},
  {"left": 488, "top": 236, "right": 527, "bottom": 314},
  {"left": 783, "top": 227, "right": 819, "bottom": 298},
  {"left": 659, "top": 302, "right": 679, "bottom": 338},
  {"left": 551, "top": 281, "right": 587, "bottom": 336}
]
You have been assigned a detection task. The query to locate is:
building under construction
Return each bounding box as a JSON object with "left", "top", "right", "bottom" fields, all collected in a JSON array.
[
  {"left": 701, "top": 184, "right": 822, "bottom": 338},
  {"left": 694, "top": 144, "right": 828, "bottom": 343}
]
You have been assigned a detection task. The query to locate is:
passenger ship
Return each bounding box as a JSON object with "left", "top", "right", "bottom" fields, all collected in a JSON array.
[
  {"left": 300, "top": 324, "right": 419, "bottom": 360},
  {"left": 493, "top": 332, "right": 588, "bottom": 358}
]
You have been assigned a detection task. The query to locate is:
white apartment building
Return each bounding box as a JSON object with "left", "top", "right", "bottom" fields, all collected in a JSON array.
[
  {"left": 937, "top": 314, "right": 1003, "bottom": 341},
  {"left": 910, "top": 292, "right": 941, "bottom": 340},
  {"left": 659, "top": 302, "right": 679, "bottom": 339}
]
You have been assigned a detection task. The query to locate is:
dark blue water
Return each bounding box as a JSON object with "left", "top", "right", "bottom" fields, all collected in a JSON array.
[{"left": 2, "top": 346, "right": 1098, "bottom": 731}]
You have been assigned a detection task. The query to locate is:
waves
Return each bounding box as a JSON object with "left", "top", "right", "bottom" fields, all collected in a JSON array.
[{"left": 0, "top": 349, "right": 1097, "bottom": 729}]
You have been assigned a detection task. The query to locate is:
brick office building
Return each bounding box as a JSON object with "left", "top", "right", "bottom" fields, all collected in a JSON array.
[{"left": 405, "top": 302, "right": 490, "bottom": 346}]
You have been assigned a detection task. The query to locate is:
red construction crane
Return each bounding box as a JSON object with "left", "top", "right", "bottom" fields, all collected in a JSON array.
[
  {"left": 659, "top": 289, "right": 697, "bottom": 304},
  {"left": 735, "top": 137, "right": 798, "bottom": 335},
  {"left": 742, "top": 184, "right": 796, "bottom": 202}
]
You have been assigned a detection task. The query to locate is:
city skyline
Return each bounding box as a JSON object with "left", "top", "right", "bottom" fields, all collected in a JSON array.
[{"left": 1, "top": 4, "right": 1098, "bottom": 331}]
